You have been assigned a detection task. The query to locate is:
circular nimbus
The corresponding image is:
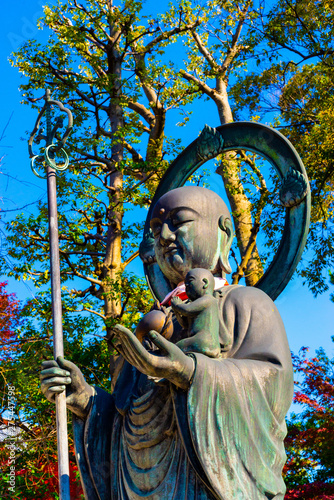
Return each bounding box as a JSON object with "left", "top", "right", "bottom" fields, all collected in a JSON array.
[{"left": 141, "top": 122, "right": 310, "bottom": 302}]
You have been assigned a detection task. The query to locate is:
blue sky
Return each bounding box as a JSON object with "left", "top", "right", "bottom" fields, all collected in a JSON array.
[{"left": 1, "top": 0, "right": 333, "bottom": 364}]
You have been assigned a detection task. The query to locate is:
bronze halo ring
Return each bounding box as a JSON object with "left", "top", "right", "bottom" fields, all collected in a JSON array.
[{"left": 142, "top": 122, "right": 310, "bottom": 303}]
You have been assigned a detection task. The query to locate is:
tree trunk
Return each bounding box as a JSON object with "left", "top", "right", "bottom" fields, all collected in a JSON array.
[
  {"left": 103, "top": 11, "right": 124, "bottom": 333},
  {"left": 215, "top": 78, "right": 263, "bottom": 286}
]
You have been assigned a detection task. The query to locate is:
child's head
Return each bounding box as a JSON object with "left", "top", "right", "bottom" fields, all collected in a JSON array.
[{"left": 185, "top": 268, "right": 215, "bottom": 300}]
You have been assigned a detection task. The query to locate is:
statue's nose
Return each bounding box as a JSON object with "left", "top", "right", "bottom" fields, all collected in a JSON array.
[{"left": 160, "top": 223, "right": 176, "bottom": 246}]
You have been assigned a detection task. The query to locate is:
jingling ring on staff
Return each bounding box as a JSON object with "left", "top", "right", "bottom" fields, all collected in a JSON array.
[
  {"left": 44, "top": 144, "right": 69, "bottom": 171},
  {"left": 31, "top": 154, "right": 47, "bottom": 179}
]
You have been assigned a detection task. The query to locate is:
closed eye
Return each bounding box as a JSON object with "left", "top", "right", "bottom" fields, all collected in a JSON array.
[
  {"left": 172, "top": 218, "right": 193, "bottom": 227},
  {"left": 185, "top": 278, "right": 195, "bottom": 285},
  {"left": 170, "top": 208, "right": 196, "bottom": 227}
]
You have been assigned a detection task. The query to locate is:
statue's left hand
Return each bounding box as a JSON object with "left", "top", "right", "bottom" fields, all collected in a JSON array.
[{"left": 110, "top": 325, "right": 195, "bottom": 390}]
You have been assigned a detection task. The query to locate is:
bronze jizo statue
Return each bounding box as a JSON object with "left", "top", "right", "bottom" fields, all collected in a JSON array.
[{"left": 41, "top": 185, "right": 294, "bottom": 500}]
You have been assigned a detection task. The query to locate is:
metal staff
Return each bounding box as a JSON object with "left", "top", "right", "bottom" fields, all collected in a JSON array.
[{"left": 29, "top": 89, "right": 73, "bottom": 500}]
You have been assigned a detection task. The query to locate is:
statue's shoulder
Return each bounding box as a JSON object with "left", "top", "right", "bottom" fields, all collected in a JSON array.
[
  {"left": 215, "top": 284, "right": 276, "bottom": 310},
  {"left": 216, "top": 285, "right": 285, "bottom": 347}
]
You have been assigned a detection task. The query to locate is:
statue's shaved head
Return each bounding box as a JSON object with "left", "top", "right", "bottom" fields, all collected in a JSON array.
[
  {"left": 150, "top": 186, "right": 233, "bottom": 285},
  {"left": 151, "top": 186, "right": 230, "bottom": 225}
]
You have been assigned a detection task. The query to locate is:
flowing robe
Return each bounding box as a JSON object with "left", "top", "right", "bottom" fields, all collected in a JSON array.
[{"left": 73, "top": 285, "right": 293, "bottom": 500}]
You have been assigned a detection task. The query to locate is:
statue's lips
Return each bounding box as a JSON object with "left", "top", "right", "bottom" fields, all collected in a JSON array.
[{"left": 163, "top": 245, "right": 179, "bottom": 256}]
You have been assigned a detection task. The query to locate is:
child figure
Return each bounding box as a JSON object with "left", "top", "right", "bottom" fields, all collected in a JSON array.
[{"left": 171, "top": 268, "right": 220, "bottom": 358}]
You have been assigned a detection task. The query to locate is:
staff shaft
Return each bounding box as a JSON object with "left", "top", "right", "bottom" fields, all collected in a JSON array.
[{"left": 47, "top": 164, "right": 71, "bottom": 500}]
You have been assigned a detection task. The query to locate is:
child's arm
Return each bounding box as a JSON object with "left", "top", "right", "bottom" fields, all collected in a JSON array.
[{"left": 171, "top": 296, "right": 208, "bottom": 317}]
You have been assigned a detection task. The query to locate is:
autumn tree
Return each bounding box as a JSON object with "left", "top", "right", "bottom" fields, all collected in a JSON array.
[
  {"left": 0, "top": 281, "right": 21, "bottom": 363},
  {"left": 284, "top": 346, "right": 334, "bottom": 499},
  {"left": 0, "top": 286, "right": 95, "bottom": 497}
]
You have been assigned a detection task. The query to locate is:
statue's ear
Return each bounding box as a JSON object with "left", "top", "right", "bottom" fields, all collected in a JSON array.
[
  {"left": 202, "top": 277, "right": 209, "bottom": 289},
  {"left": 218, "top": 216, "right": 233, "bottom": 275}
]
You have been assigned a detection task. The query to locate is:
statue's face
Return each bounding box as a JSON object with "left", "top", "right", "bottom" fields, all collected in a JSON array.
[{"left": 150, "top": 187, "right": 229, "bottom": 285}]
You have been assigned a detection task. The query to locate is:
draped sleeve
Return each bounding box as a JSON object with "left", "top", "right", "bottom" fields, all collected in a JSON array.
[{"left": 73, "top": 386, "right": 116, "bottom": 500}]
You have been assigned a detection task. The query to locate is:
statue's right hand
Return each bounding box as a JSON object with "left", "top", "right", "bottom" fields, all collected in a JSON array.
[{"left": 40, "top": 357, "right": 94, "bottom": 420}]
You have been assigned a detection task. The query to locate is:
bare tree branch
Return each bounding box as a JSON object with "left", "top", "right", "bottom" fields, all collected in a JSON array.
[
  {"left": 220, "top": 0, "right": 252, "bottom": 77},
  {"left": 127, "top": 100, "right": 154, "bottom": 124},
  {"left": 122, "top": 250, "right": 139, "bottom": 270},
  {"left": 191, "top": 31, "right": 219, "bottom": 70}
]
